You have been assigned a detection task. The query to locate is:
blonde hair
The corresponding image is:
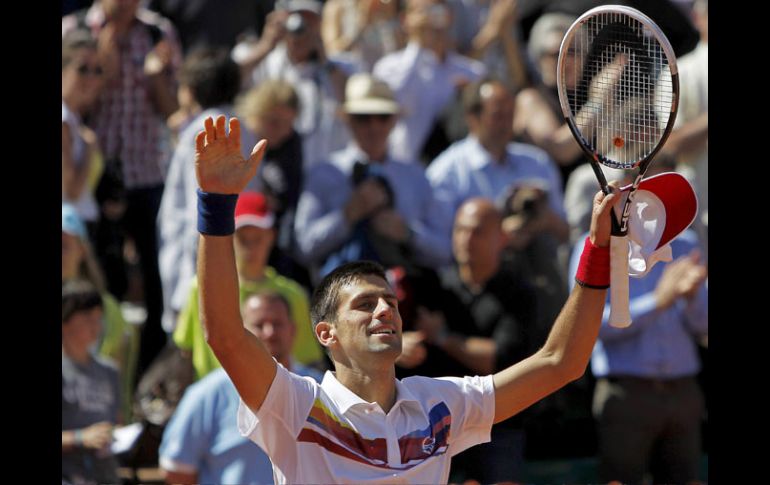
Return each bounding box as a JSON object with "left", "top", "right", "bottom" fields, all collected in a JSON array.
[{"left": 236, "top": 80, "right": 300, "bottom": 131}]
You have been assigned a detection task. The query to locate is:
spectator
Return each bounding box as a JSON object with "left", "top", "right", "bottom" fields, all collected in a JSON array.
[
  {"left": 321, "top": 0, "right": 405, "bottom": 72},
  {"left": 158, "top": 46, "right": 252, "bottom": 334},
  {"left": 397, "top": 198, "right": 536, "bottom": 483},
  {"left": 62, "top": 203, "right": 138, "bottom": 423},
  {"left": 427, "top": 78, "right": 568, "bottom": 242},
  {"left": 237, "top": 80, "right": 309, "bottom": 286},
  {"left": 174, "top": 191, "right": 324, "bottom": 379},
  {"left": 373, "top": 0, "right": 487, "bottom": 162},
  {"left": 62, "top": 279, "right": 121, "bottom": 485},
  {"left": 294, "top": 73, "right": 452, "bottom": 281},
  {"left": 661, "top": 0, "right": 708, "bottom": 261},
  {"left": 568, "top": 174, "right": 708, "bottom": 485},
  {"left": 452, "top": 0, "right": 530, "bottom": 93},
  {"left": 512, "top": 12, "right": 587, "bottom": 185},
  {"left": 62, "top": 0, "right": 183, "bottom": 378},
  {"left": 159, "top": 291, "right": 322, "bottom": 485},
  {"left": 62, "top": 30, "right": 103, "bottom": 232},
  {"left": 232, "top": 0, "right": 356, "bottom": 167}
]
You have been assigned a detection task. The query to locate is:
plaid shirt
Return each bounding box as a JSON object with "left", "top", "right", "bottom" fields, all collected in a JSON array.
[{"left": 63, "top": 6, "right": 181, "bottom": 189}]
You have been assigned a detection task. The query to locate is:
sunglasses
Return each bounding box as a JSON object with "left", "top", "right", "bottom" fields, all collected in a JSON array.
[
  {"left": 351, "top": 113, "right": 393, "bottom": 123},
  {"left": 76, "top": 64, "right": 104, "bottom": 77}
]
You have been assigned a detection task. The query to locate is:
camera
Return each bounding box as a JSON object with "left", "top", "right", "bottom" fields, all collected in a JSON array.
[
  {"left": 352, "top": 161, "right": 394, "bottom": 209},
  {"left": 285, "top": 12, "right": 307, "bottom": 35},
  {"left": 500, "top": 184, "right": 547, "bottom": 222}
]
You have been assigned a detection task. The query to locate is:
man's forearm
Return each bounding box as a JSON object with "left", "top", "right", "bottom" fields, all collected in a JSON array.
[
  {"left": 197, "top": 234, "right": 246, "bottom": 349},
  {"left": 540, "top": 284, "right": 606, "bottom": 380}
]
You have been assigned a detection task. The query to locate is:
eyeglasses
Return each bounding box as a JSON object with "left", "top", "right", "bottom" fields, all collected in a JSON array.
[
  {"left": 76, "top": 64, "right": 104, "bottom": 77},
  {"left": 350, "top": 113, "right": 393, "bottom": 123}
]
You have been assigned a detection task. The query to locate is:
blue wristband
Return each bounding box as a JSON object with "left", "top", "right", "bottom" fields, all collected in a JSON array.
[{"left": 197, "top": 189, "right": 238, "bottom": 236}]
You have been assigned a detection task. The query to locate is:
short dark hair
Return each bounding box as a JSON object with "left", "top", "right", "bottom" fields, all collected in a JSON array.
[
  {"left": 310, "top": 261, "right": 387, "bottom": 327},
  {"left": 62, "top": 279, "right": 103, "bottom": 323},
  {"left": 179, "top": 47, "right": 241, "bottom": 109},
  {"left": 62, "top": 29, "right": 97, "bottom": 70}
]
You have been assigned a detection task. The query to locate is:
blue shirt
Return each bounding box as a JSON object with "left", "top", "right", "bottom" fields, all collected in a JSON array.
[
  {"left": 293, "top": 143, "right": 453, "bottom": 268},
  {"left": 568, "top": 230, "right": 708, "bottom": 379},
  {"left": 159, "top": 364, "right": 322, "bottom": 484},
  {"left": 426, "top": 136, "right": 567, "bottom": 220}
]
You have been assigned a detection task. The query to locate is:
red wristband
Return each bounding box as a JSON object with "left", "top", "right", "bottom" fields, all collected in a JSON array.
[{"left": 575, "top": 236, "right": 610, "bottom": 289}]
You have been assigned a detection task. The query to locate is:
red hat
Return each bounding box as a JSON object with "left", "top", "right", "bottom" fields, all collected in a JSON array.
[
  {"left": 235, "top": 192, "right": 275, "bottom": 230},
  {"left": 620, "top": 172, "right": 698, "bottom": 277}
]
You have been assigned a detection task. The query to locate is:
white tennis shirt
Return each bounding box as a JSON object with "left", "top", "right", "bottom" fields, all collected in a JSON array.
[{"left": 238, "top": 364, "right": 495, "bottom": 484}]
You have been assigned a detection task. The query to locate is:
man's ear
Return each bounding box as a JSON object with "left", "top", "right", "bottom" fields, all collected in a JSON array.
[{"left": 315, "top": 321, "right": 336, "bottom": 348}]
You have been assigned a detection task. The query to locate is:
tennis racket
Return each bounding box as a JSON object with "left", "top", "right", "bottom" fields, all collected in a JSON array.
[{"left": 557, "top": 5, "right": 679, "bottom": 328}]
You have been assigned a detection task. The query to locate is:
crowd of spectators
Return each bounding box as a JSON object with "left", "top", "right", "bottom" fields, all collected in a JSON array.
[{"left": 62, "top": 0, "right": 707, "bottom": 483}]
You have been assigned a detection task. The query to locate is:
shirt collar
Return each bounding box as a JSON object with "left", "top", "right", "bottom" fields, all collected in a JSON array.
[
  {"left": 405, "top": 41, "right": 439, "bottom": 66},
  {"left": 321, "top": 371, "right": 423, "bottom": 415},
  {"left": 466, "top": 135, "right": 508, "bottom": 170}
]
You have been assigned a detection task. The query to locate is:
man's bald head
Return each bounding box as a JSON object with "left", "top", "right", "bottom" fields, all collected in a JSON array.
[{"left": 452, "top": 198, "right": 506, "bottom": 271}]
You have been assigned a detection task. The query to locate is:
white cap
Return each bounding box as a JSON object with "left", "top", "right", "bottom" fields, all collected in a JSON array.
[
  {"left": 622, "top": 172, "right": 698, "bottom": 277},
  {"left": 343, "top": 74, "right": 401, "bottom": 115}
]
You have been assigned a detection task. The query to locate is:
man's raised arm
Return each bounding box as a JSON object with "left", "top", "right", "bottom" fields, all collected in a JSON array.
[
  {"left": 194, "top": 115, "right": 275, "bottom": 413},
  {"left": 492, "top": 186, "right": 619, "bottom": 423}
]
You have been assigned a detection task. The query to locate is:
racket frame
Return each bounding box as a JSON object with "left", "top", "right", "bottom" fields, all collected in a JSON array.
[{"left": 556, "top": 5, "right": 680, "bottom": 327}]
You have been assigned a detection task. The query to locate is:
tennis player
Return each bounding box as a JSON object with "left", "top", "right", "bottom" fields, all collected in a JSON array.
[{"left": 194, "top": 115, "right": 619, "bottom": 484}]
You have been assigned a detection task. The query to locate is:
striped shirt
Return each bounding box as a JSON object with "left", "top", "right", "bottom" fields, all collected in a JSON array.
[
  {"left": 62, "top": 5, "right": 182, "bottom": 188},
  {"left": 238, "top": 364, "right": 495, "bottom": 484}
]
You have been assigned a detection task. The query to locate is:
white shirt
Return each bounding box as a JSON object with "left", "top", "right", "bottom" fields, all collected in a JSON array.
[
  {"left": 374, "top": 43, "right": 487, "bottom": 161},
  {"left": 251, "top": 44, "right": 357, "bottom": 168},
  {"left": 238, "top": 364, "right": 495, "bottom": 484}
]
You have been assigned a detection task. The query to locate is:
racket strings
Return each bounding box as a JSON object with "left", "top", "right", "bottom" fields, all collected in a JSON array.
[{"left": 565, "top": 11, "right": 674, "bottom": 168}]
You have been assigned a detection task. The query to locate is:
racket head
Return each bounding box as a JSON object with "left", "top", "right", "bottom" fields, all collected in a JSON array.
[{"left": 557, "top": 5, "right": 679, "bottom": 170}]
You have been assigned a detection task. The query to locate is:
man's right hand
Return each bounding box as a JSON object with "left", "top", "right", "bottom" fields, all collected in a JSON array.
[
  {"left": 589, "top": 183, "right": 621, "bottom": 248},
  {"left": 260, "top": 10, "right": 289, "bottom": 52},
  {"left": 195, "top": 116, "right": 267, "bottom": 194}
]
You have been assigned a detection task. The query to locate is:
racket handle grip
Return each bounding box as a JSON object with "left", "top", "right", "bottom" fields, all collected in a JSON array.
[{"left": 608, "top": 235, "right": 632, "bottom": 328}]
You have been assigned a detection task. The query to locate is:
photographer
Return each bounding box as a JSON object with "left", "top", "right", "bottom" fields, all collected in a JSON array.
[
  {"left": 294, "top": 73, "right": 452, "bottom": 283},
  {"left": 231, "top": 0, "right": 357, "bottom": 167}
]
